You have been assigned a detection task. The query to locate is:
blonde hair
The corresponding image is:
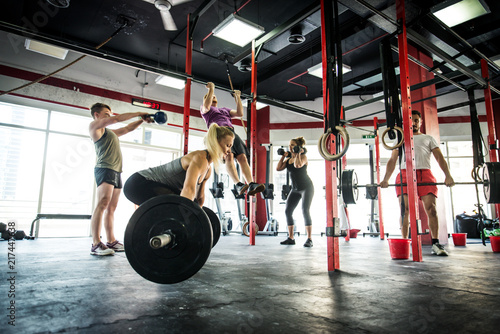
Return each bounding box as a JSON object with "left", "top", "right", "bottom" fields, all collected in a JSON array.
[
  {"left": 204, "top": 124, "right": 234, "bottom": 171},
  {"left": 292, "top": 136, "right": 306, "bottom": 147}
]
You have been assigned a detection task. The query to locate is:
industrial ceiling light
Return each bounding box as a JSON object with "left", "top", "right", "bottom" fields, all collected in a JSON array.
[
  {"left": 307, "top": 63, "right": 351, "bottom": 78},
  {"left": 24, "top": 39, "right": 68, "bottom": 60},
  {"left": 46, "top": 0, "right": 70, "bottom": 8},
  {"left": 212, "top": 14, "right": 265, "bottom": 47},
  {"left": 491, "top": 55, "right": 500, "bottom": 68},
  {"left": 431, "top": 0, "right": 490, "bottom": 27},
  {"left": 155, "top": 75, "right": 185, "bottom": 90},
  {"left": 288, "top": 25, "right": 305, "bottom": 44}
]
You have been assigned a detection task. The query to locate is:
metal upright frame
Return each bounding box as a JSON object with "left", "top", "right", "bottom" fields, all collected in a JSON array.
[
  {"left": 396, "top": 0, "right": 422, "bottom": 262},
  {"left": 374, "top": 117, "right": 386, "bottom": 240},
  {"left": 249, "top": 39, "right": 258, "bottom": 245},
  {"left": 320, "top": 0, "right": 340, "bottom": 271},
  {"left": 481, "top": 59, "right": 500, "bottom": 217}
]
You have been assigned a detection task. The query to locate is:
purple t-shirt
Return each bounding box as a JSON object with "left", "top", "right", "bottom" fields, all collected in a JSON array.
[{"left": 200, "top": 106, "right": 233, "bottom": 128}]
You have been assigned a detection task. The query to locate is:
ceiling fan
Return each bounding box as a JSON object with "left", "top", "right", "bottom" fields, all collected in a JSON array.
[{"left": 142, "top": 0, "right": 192, "bottom": 31}]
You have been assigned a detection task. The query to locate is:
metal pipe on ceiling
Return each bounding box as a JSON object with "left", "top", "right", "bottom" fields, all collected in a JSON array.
[{"left": 346, "top": 0, "right": 498, "bottom": 95}]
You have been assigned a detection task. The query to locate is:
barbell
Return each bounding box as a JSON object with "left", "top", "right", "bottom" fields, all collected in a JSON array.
[
  {"left": 341, "top": 162, "right": 500, "bottom": 205},
  {"left": 124, "top": 194, "right": 221, "bottom": 284}
]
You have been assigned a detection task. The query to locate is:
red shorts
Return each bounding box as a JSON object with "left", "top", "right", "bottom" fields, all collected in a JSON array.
[{"left": 395, "top": 169, "right": 437, "bottom": 199}]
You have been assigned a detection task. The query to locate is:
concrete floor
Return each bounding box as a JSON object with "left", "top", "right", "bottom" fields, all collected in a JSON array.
[{"left": 1, "top": 234, "right": 499, "bottom": 334}]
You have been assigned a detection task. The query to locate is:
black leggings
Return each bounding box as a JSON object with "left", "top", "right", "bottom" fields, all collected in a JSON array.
[
  {"left": 285, "top": 185, "right": 314, "bottom": 226},
  {"left": 123, "top": 173, "right": 178, "bottom": 206}
]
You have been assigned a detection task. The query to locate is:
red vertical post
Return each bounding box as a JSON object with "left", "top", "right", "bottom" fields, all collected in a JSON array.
[
  {"left": 396, "top": 0, "right": 422, "bottom": 262},
  {"left": 321, "top": 0, "right": 340, "bottom": 271},
  {"left": 374, "top": 117, "right": 385, "bottom": 240},
  {"left": 481, "top": 59, "right": 500, "bottom": 217},
  {"left": 182, "top": 14, "right": 193, "bottom": 155},
  {"left": 249, "top": 39, "right": 258, "bottom": 245}
]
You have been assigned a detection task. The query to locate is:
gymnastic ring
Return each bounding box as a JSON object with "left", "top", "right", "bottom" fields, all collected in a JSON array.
[
  {"left": 381, "top": 126, "right": 404, "bottom": 150},
  {"left": 242, "top": 222, "right": 250, "bottom": 237},
  {"left": 471, "top": 166, "right": 482, "bottom": 182},
  {"left": 317, "top": 126, "right": 350, "bottom": 161}
]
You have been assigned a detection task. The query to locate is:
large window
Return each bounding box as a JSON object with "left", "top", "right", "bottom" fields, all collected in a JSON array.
[
  {"left": 0, "top": 101, "right": 189, "bottom": 237},
  {"left": 0, "top": 127, "right": 45, "bottom": 229}
]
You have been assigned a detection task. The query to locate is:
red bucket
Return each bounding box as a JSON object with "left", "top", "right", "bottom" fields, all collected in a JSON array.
[
  {"left": 490, "top": 236, "right": 500, "bottom": 253},
  {"left": 388, "top": 238, "right": 411, "bottom": 259},
  {"left": 452, "top": 233, "right": 467, "bottom": 246},
  {"left": 349, "top": 229, "right": 361, "bottom": 238}
]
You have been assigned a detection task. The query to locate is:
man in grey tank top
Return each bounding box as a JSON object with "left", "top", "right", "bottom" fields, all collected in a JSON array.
[{"left": 89, "top": 103, "right": 152, "bottom": 256}]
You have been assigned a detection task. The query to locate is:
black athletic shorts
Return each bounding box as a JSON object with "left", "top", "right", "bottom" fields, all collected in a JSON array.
[
  {"left": 123, "top": 172, "right": 177, "bottom": 206},
  {"left": 227, "top": 127, "right": 249, "bottom": 160},
  {"left": 94, "top": 167, "right": 122, "bottom": 189}
]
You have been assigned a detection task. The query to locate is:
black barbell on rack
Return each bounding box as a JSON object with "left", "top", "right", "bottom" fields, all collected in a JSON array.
[
  {"left": 340, "top": 162, "right": 500, "bottom": 205},
  {"left": 124, "top": 194, "right": 221, "bottom": 284}
]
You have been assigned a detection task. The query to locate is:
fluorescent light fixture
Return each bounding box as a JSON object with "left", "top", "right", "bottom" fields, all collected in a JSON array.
[
  {"left": 24, "top": 39, "right": 68, "bottom": 60},
  {"left": 431, "top": 0, "right": 490, "bottom": 27},
  {"left": 491, "top": 55, "right": 500, "bottom": 68},
  {"left": 155, "top": 75, "right": 185, "bottom": 90},
  {"left": 212, "top": 14, "right": 265, "bottom": 47},
  {"left": 307, "top": 62, "right": 351, "bottom": 78}
]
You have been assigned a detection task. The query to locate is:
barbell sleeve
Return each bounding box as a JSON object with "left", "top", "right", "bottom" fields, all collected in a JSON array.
[{"left": 149, "top": 233, "right": 173, "bottom": 249}]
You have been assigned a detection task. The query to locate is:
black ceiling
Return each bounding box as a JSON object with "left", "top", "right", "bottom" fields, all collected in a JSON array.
[{"left": 1, "top": 0, "right": 499, "bottom": 111}]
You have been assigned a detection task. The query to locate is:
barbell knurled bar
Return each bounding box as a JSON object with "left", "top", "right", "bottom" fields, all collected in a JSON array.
[{"left": 341, "top": 163, "right": 500, "bottom": 205}]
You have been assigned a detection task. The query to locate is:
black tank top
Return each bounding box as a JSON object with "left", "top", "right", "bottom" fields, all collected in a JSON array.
[{"left": 285, "top": 160, "right": 313, "bottom": 190}]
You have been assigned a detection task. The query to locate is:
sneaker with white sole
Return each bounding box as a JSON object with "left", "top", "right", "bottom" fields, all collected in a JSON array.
[
  {"left": 106, "top": 240, "right": 124, "bottom": 252},
  {"left": 431, "top": 243, "right": 448, "bottom": 256},
  {"left": 91, "top": 242, "right": 115, "bottom": 256}
]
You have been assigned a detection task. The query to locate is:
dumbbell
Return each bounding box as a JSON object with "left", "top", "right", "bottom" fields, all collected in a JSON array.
[
  {"left": 277, "top": 148, "right": 288, "bottom": 156},
  {"left": 148, "top": 111, "right": 167, "bottom": 124},
  {"left": 292, "top": 146, "right": 307, "bottom": 154},
  {"left": 14, "top": 230, "right": 26, "bottom": 240},
  {"left": 1, "top": 222, "right": 11, "bottom": 240}
]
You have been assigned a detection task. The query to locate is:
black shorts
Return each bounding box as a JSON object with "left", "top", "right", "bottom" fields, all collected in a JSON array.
[
  {"left": 227, "top": 127, "right": 249, "bottom": 159},
  {"left": 94, "top": 167, "right": 122, "bottom": 189},
  {"left": 124, "top": 172, "right": 177, "bottom": 206}
]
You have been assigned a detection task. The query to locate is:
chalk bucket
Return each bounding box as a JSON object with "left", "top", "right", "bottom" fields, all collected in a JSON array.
[
  {"left": 490, "top": 236, "right": 500, "bottom": 253},
  {"left": 452, "top": 233, "right": 467, "bottom": 246},
  {"left": 349, "top": 229, "right": 361, "bottom": 238},
  {"left": 388, "top": 238, "right": 411, "bottom": 259}
]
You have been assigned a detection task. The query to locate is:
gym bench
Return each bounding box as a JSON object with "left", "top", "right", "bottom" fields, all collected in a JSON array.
[{"left": 30, "top": 214, "right": 92, "bottom": 238}]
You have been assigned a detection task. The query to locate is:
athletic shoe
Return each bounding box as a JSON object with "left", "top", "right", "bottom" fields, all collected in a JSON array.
[
  {"left": 280, "top": 238, "right": 296, "bottom": 245},
  {"left": 235, "top": 182, "right": 249, "bottom": 195},
  {"left": 247, "top": 182, "right": 265, "bottom": 196},
  {"left": 91, "top": 242, "right": 115, "bottom": 256},
  {"left": 303, "top": 238, "right": 313, "bottom": 247},
  {"left": 431, "top": 243, "right": 448, "bottom": 256},
  {"left": 106, "top": 240, "right": 125, "bottom": 252}
]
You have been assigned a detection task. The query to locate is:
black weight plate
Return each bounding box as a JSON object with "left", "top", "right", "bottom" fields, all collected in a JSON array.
[
  {"left": 341, "top": 169, "right": 358, "bottom": 205},
  {"left": 202, "top": 207, "right": 221, "bottom": 248},
  {"left": 483, "top": 162, "right": 500, "bottom": 204},
  {"left": 125, "top": 194, "right": 213, "bottom": 284}
]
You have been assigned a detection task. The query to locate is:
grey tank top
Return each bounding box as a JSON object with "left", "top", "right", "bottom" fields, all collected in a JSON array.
[{"left": 138, "top": 157, "right": 186, "bottom": 193}]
